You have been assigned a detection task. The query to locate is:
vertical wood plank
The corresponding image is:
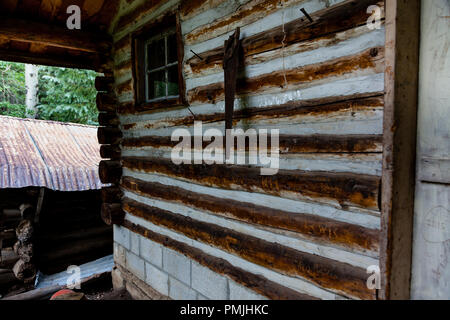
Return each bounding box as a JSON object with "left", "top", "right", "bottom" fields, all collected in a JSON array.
[{"left": 380, "top": 0, "right": 421, "bottom": 300}]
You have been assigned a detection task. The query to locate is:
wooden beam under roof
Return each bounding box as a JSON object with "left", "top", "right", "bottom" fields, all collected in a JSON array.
[{"left": 0, "top": 16, "right": 111, "bottom": 54}]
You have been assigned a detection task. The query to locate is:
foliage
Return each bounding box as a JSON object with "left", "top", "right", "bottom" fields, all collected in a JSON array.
[
  {"left": 0, "top": 61, "right": 26, "bottom": 105},
  {"left": 38, "top": 67, "right": 99, "bottom": 125},
  {"left": 0, "top": 62, "right": 99, "bottom": 125}
]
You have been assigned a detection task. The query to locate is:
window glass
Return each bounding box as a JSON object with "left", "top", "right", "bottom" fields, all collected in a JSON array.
[
  {"left": 147, "top": 38, "right": 165, "bottom": 70},
  {"left": 167, "top": 65, "right": 179, "bottom": 96},
  {"left": 145, "top": 29, "right": 179, "bottom": 102},
  {"left": 147, "top": 70, "right": 166, "bottom": 100},
  {"left": 167, "top": 33, "right": 178, "bottom": 64}
]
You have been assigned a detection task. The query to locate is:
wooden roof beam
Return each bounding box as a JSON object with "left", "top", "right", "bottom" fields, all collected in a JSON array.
[{"left": 0, "top": 17, "right": 112, "bottom": 54}]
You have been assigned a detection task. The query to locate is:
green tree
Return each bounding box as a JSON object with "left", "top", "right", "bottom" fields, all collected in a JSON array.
[
  {"left": 38, "top": 66, "right": 99, "bottom": 125},
  {"left": 0, "top": 61, "right": 99, "bottom": 125}
]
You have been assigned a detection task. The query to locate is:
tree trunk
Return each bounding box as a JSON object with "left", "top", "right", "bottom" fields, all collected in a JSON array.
[{"left": 25, "top": 64, "right": 39, "bottom": 119}]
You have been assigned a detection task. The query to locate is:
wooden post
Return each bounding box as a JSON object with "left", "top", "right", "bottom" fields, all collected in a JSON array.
[{"left": 380, "top": 0, "right": 421, "bottom": 300}]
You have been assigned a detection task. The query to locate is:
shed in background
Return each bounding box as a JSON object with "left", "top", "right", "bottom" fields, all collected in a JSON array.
[{"left": 0, "top": 116, "right": 112, "bottom": 295}]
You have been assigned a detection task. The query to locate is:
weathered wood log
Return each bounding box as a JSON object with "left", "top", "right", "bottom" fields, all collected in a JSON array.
[
  {"left": 95, "top": 76, "right": 114, "bottom": 92},
  {"left": 12, "top": 259, "right": 36, "bottom": 283},
  {"left": 101, "top": 187, "right": 123, "bottom": 203},
  {"left": 101, "top": 203, "right": 125, "bottom": 226},
  {"left": 16, "top": 220, "right": 33, "bottom": 243},
  {"left": 1, "top": 209, "right": 21, "bottom": 222},
  {"left": 13, "top": 242, "right": 34, "bottom": 263},
  {"left": 0, "top": 17, "right": 111, "bottom": 54},
  {"left": 100, "top": 144, "right": 121, "bottom": 160},
  {"left": 98, "top": 112, "right": 120, "bottom": 127},
  {"left": 0, "top": 230, "right": 15, "bottom": 241},
  {"left": 99, "top": 161, "right": 122, "bottom": 184},
  {"left": 97, "top": 127, "right": 123, "bottom": 145},
  {"left": 19, "top": 204, "right": 34, "bottom": 220},
  {"left": 96, "top": 93, "right": 117, "bottom": 112},
  {"left": 0, "top": 248, "right": 19, "bottom": 269}
]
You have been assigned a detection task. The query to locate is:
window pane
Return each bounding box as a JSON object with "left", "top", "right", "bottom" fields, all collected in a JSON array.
[
  {"left": 148, "top": 70, "right": 166, "bottom": 100},
  {"left": 167, "top": 65, "right": 179, "bottom": 96},
  {"left": 147, "top": 38, "right": 165, "bottom": 70},
  {"left": 167, "top": 33, "right": 178, "bottom": 64}
]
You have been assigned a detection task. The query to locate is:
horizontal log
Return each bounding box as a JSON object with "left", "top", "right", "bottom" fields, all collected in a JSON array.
[
  {"left": 0, "top": 49, "right": 99, "bottom": 70},
  {"left": 121, "top": 177, "right": 379, "bottom": 252},
  {"left": 180, "top": 0, "right": 228, "bottom": 20},
  {"left": 0, "top": 17, "right": 111, "bottom": 54},
  {"left": 12, "top": 259, "right": 36, "bottom": 283},
  {"left": 96, "top": 93, "right": 117, "bottom": 112},
  {"left": 101, "top": 187, "right": 123, "bottom": 203},
  {"left": 122, "top": 94, "right": 384, "bottom": 133},
  {"left": 114, "top": 0, "right": 167, "bottom": 33},
  {"left": 97, "top": 127, "right": 122, "bottom": 145},
  {"left": 99, "top": 161, "right": 122, "bottom": 184},
  {"left": 116, "top": 79, "right": 133, "bottom": 96},
  {"left": 188, "top": 47, "right": 384, "bottom": 104},
  {"left": 186, "top": 0, "right": 383, "bottom": 74},
  {"left": 0, "top": 248, "right": 19, "bottom": 269},
  {"left": 123, "top": 198, "right": 375, "bottom": 299},
  {"left": 122, "top": 133, "right": 383, "bottom": 154},
  {"left": 16, "top": 220, "right": 33, "bottom": 243},
  {"left": 13, "top": 242, "right": 33, "bottom": 263},
  {"left": 100, "top": 144, "right": 121, "bottom": 160},
  {"left": 0, "top": 230, "right": 15, "bottom": 241},
  {"left": 123, "top": 221, "right": 315, "bottom": 300},
  {"left": 95, "top": 76, "right": 114, "bottom": 92},
  {"left": 123, "top": 157, "right": 380, "bottom": 210},
  {"left": 101, "top": 203, "right": 125, "bottom": 226},
  {"left": 98, "top": 112, "right": 120, "bottom": 127}
]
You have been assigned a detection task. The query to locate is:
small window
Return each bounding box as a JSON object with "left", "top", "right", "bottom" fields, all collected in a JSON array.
[{"left": 133, "top": 14, "right": 185, "bottom": 108}]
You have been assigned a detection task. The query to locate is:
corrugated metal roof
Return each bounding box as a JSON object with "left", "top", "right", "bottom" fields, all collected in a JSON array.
[{"left": 0, "top": 115, "right": 103, "bottom": 191}]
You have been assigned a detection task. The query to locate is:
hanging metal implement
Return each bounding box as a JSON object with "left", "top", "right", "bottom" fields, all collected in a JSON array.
[{"left": 223, "top": 27, "right": 241, "bottom": 131}]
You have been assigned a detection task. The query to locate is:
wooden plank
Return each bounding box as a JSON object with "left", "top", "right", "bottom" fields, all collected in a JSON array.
[
  {"left": 0, "top": 17, "right": 111, "bottom": 54},
  {"left": 418, "top": 158, "right": 450, "bottom": 185},
  {"left": 122, "top": 156, "right": 381, "bottom": 210},
  {"left": 121, "top": 176, "right": 379, "bottom": 252},
  {"left": 0, "top": 49, "right": 98, "bottom": 70},
  {"left": 122, "top": 220, "right": 315, "bottom": 300},
  {"left": 380, "top": 0, "right": 420, "bottom": 300},
  {"left": 123, "top": 198, "right": 376, "bottom": 299}
]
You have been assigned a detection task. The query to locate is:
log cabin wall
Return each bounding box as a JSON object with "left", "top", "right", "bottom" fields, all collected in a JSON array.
[{"left": 109, "top": 0, "right": 386, "bottom": 300}]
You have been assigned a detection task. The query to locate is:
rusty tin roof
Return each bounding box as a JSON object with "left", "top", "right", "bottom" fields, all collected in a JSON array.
[{"left": 0, "top": 115, "right": 103, "bottom": 191}]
